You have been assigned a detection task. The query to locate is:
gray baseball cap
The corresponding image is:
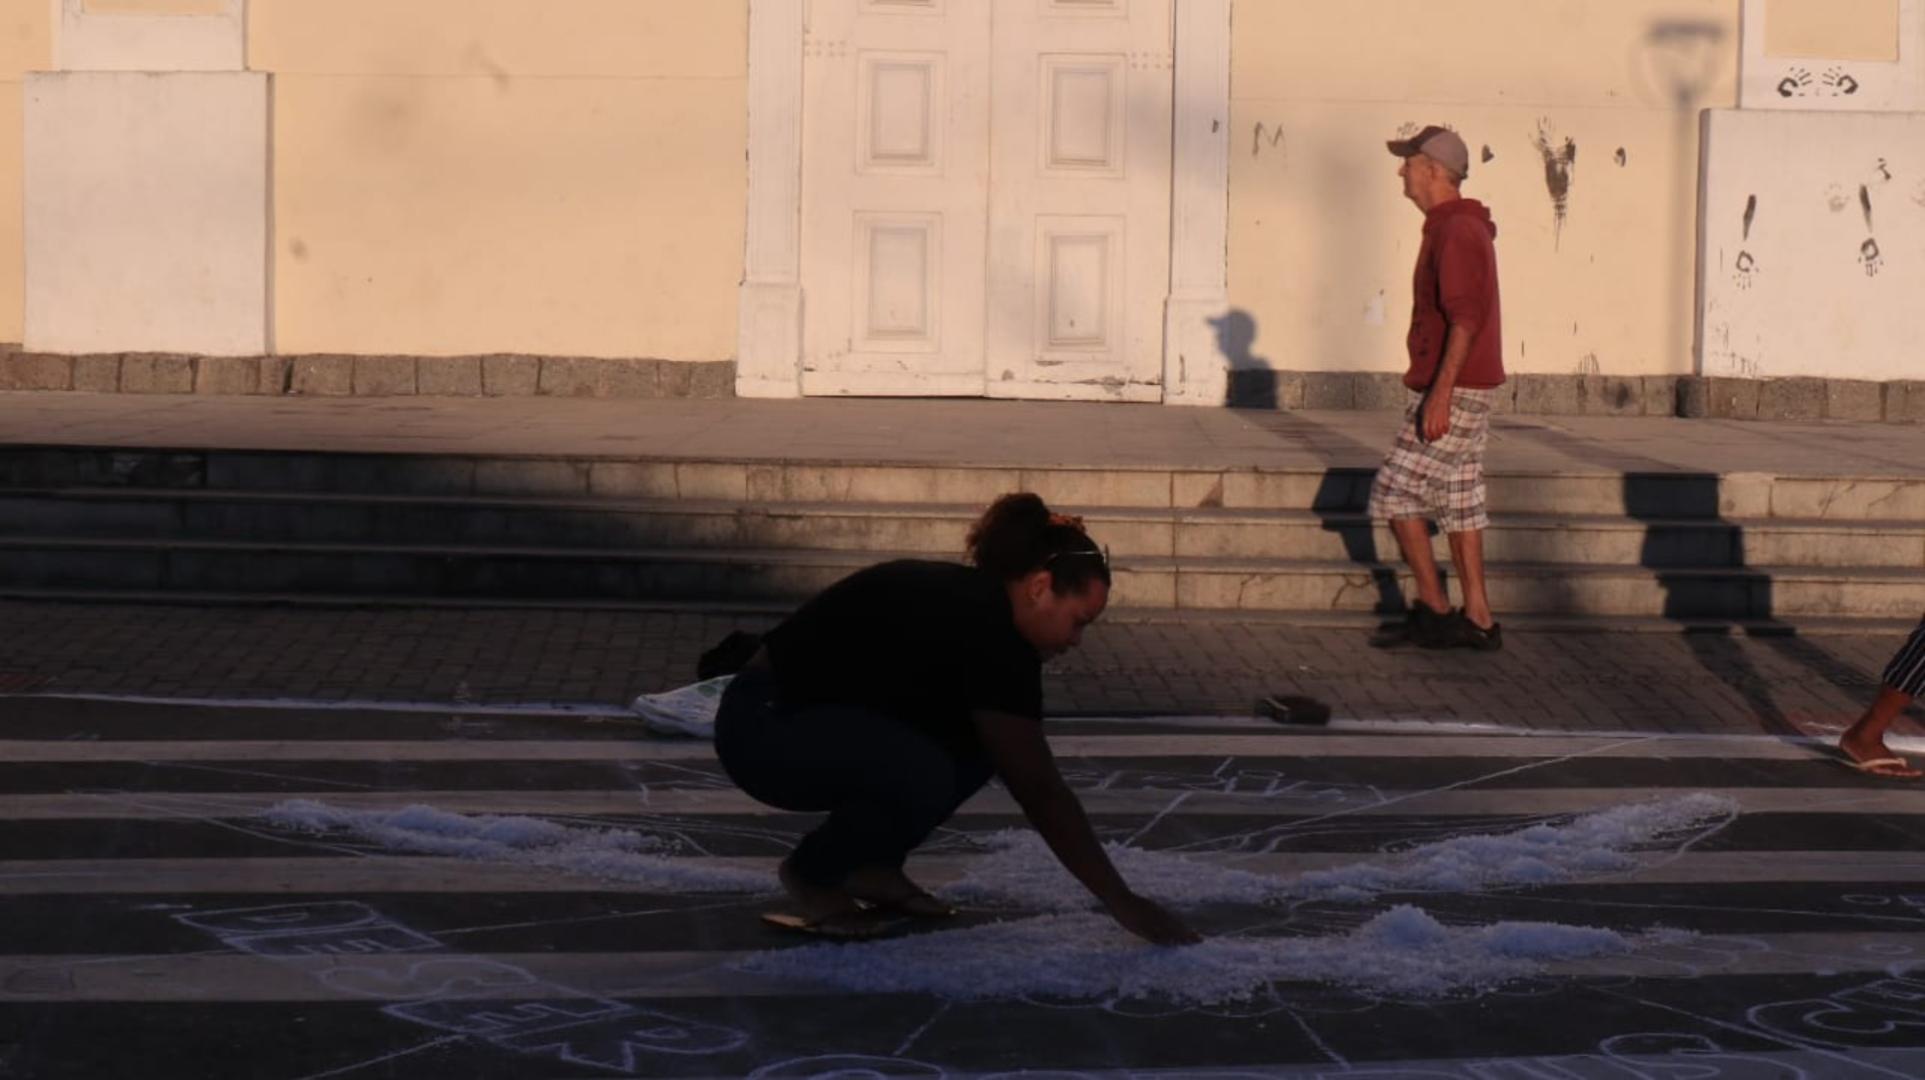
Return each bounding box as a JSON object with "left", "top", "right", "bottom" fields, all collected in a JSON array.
[{"left": 1387, "top": 125, "right": 1470, "bottom": 178}]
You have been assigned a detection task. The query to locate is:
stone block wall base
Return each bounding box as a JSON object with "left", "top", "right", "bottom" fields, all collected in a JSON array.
[
  {"left": 0, "top": 353, "right": 737, "bottom": 400},
  {"left": 0, "top": 355, "right": 1913, "bottom": 420},
  {"left": 1223, "top": 372, "right": 1925, "bottom": 423}
]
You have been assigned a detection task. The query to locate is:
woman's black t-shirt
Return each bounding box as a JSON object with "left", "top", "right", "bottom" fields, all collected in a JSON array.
[{"left": 761, "top": 560, "right": 1044, "bottom": 756}]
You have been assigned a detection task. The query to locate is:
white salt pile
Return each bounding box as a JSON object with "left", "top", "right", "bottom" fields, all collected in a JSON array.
[
  {"left": 738, "top": 904, "right": 1667, "bottom": 1004},
  {"left": 263, "top": 799, "right": 771, "bottom": 893},
  {"left": 741, "top": 794, "right": 1730, "bottom": 1003},
  {"left": 264, "top": 792, "right": 1732, "bottom": 1002},
  {"left": 943, "top": 793, "right": 1737, "bottom": 910}
]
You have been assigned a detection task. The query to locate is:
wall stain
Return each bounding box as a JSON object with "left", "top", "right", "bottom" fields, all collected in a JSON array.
[
  {"left": 1861, "top": 238, "right": 1883, "bottom": 278},
  {"left": 1734, "top": 196, "right": 1758, "bottom": 290},
  {"left": 1860, "top": 186, "right": 1881, "bottom": 277},
  {"left": 1614, "top": 147, "right": 1628, "bottom": 167},
  {"left": 1529, "top": 120, "right": 1578, "bottom": 250},
  {"left": 1252, "top": 121, "right": 1286, "bottom": 159},
  {"left": 1481, "top": 145, "right": 1495, "bottom": 164},
  {"left": 1734, "top": 250, "right": 1758, "bottom": 290},
  {"left": 1778, "top": 66, "right": 1860, "bottom": 98}
]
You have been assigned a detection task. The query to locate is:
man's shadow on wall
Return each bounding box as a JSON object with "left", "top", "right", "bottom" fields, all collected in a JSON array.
[
  {"left": 1212, "top": 308, "right": 1406, "bottom": 615},
  {"left": 1214, "top": 310, "right": 1278, "bottom": 411}
]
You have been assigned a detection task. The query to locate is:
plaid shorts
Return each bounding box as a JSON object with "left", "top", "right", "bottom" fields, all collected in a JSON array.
[
  {"left": 1366, "top": 387, "right": 1496, "bottom": 534},
  {"left": 1884, "top": 613, "right": 1925, "bottom": 697}
]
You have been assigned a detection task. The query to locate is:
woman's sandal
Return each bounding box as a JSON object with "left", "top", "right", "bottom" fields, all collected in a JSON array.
[
  {"left": 886, "top": 891, "right": 959, "bottom": 918},
  {"left": 760, "top": 907, "right": 905, "bottom": 939},
  {"left": 857, "top": 889, "right": 958, "bottom": 919}
]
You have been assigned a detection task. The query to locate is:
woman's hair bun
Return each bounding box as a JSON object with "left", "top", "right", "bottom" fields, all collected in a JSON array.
[{"left": 966, "top": 492, "right": 1109, "bottom": 593}]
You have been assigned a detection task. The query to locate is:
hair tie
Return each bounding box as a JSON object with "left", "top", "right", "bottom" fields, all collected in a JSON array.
[{"left": 1048, "top": 512, "right": 1085, "bottom": 531}]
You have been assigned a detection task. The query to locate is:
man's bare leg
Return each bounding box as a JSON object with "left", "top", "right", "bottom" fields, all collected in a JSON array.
[
  {"left": 1390, "top": 517, "right": 1450, "bottom": 614},
  {"left": 1447, "top": 528, "right": 1495, "bottom": 629},
  {"left": 1839, "top": 686, "right": 1922, "bottom": 777}
]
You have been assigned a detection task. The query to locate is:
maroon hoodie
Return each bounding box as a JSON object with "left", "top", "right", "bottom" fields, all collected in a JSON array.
[{"left": 1405, "top": 197, "right": 1504, "bottom": 391}]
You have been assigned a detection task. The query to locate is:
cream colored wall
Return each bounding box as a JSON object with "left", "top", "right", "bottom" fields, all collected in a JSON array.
[
  {"left": 0, "top": 1, "right": 51, "bottom": 343},
  {"left": 1230, "top": 0, "right": 1741, "bottom": 380},
  {"left": 1765, "top": 0, "right": 1899, "bottom": 60},
  {"left": 252, "top": 0, "right": 747, "bottom": 360},
  {"left": 84, "top": 1, "right": 228, "bottom": 15}
]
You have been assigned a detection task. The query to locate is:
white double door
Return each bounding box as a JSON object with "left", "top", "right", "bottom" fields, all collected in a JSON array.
[{"left": 799, "top": 0, "right": 1173, "bottom": 400}]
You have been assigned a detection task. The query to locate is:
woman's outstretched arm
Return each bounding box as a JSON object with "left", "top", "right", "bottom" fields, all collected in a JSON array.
[{"left": 972, "top": 709, "right": 1201, "bottom": 945}]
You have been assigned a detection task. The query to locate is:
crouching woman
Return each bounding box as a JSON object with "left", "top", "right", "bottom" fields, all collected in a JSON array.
[{"left": 714, "top": 493, "right": 1199, "bottom": 945}]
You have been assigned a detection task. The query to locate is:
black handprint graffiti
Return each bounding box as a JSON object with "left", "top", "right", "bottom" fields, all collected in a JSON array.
[{"left": 1530, "top": 119, "right": 1578, "bottom": 251}]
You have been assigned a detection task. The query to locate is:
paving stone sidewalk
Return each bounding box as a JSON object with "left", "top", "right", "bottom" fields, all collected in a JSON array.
[
  {"left": 5, "top": 394, "right": 1924, "bottom": 740},
  {"left": 2, "top": 599, "right": 1918, "bottom": 741}
]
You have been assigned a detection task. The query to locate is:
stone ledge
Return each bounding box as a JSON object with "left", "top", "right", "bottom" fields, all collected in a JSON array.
[
  {"left": 0, "top": 354, "right": 1915, "bottom": 420},
  {"left": 1224, "top": 372, "right": 1923, "bottom": 423},
  {"left": 0, "top": 353, "right": 737, "bottom": 400}
]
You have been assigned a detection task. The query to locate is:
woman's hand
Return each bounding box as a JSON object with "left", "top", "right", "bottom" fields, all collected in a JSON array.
[
  {"left": 1106, "top": 892, "right": 1202, "bottom": 945},
  {"left": 972, "top": 709, "right": 1202, "bottom": 947}
]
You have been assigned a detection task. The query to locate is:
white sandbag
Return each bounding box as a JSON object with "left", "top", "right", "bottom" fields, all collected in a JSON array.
[{"left": 629, "top": 675, "right": 732, "bottom": 738}]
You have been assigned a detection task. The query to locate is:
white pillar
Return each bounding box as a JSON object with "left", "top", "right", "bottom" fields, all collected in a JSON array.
[
  {"left": 54, "top": 0, "right": 246, "bottom": 73},
  {"left": 26, "top": 0, "right": 268, "bottom": 357},
  {"left": 736, "top": 0, "right": 805, "bottom": 399},
  {"left": 1162, "top": 0, "right": 1233, "bottom": 406},
  {"left": 1736, "top": 0, "right": 1923, "bottom": 111}
]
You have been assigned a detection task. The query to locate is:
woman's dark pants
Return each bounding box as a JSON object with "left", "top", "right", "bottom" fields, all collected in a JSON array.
[{"left": 714, "top": 669, "right": 993, "bottom": 889}]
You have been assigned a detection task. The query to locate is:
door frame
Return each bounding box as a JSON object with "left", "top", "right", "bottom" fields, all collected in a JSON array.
[{"left": 735, "top": 0, "right": 1232, "bottom": 405}]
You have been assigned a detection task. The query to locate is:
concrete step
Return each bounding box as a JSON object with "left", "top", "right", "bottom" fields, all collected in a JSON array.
[
  {"left": 1125, "top": 558, "right": 1925, "bottom": 620},
  {"left": 4, "top": 582, "right": 1919, "bottom": 636},
  {"left": 5, "top": 446, "right": 1923, "bottom": 520},
  {"left": 2, "top": 537, "right": 1921, "bottom": 619},
  {"left": 2, "top": 490, "right": 1919, "bottom": 570}
]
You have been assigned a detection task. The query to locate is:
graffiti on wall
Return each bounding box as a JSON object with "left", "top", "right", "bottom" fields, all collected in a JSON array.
[
  {"left": 1529, "top": 119, "right": 1578, "bottom": 251},
  {"left": 1777, "top": 65, "right": 1863, "bottom": 97}
]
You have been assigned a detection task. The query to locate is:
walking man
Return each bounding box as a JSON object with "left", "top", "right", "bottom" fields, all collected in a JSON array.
[{"left": 1369, "top": 125, "right": 1506, "bottom": 650}]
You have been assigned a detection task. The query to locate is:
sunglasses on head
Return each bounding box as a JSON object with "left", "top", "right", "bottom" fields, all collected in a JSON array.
[{"left": 1044, "top": 545, "right": 1110, "bottom": 571}]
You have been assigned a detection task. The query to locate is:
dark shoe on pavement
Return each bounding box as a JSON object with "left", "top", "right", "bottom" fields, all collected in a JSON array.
[
  {"left": 1257, "top": 693, "right": 1333, "bottom": 726},
  {"left": 1369, "top": 603, "right": 1449, "bottom": 649},
  {"left": 1443, "top": 610, "right": 1503, "bottom": 652}
]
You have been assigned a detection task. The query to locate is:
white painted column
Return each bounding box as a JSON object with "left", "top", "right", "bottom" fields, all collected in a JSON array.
[
  {"left": 735, "top": 0, "right": 806, "bottom": 399},
  {"left": 1161, "top": 0, "right": 1233, "bottom": 406},
  {"left": 1737, "top": 0, "right": 1923, "bottom": 111},
  {"left": 1693, "top": 0, "right": 1924, "bottom": 379},
  {"left": 54, "top": 0, "right": 245, "bottom": 73},
  {"left": 26, "top": 0, "right": 269, "bottom": 356}
]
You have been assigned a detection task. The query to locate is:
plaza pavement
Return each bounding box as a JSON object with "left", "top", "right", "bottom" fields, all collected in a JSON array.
[
  {"left": 0, "top": 391, "right": 1921, "bottom": 740},
  {"left": 7, "top": 395, "right": 1925, "bottom": 1076}
]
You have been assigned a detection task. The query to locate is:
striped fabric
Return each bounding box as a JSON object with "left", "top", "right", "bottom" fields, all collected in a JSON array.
[
  {"left": 1884, "top": 612, "right": 1925, "bottom": 697},
  {"left": 7, "top": 698, "right": 1925, "bottom": 1077}
]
